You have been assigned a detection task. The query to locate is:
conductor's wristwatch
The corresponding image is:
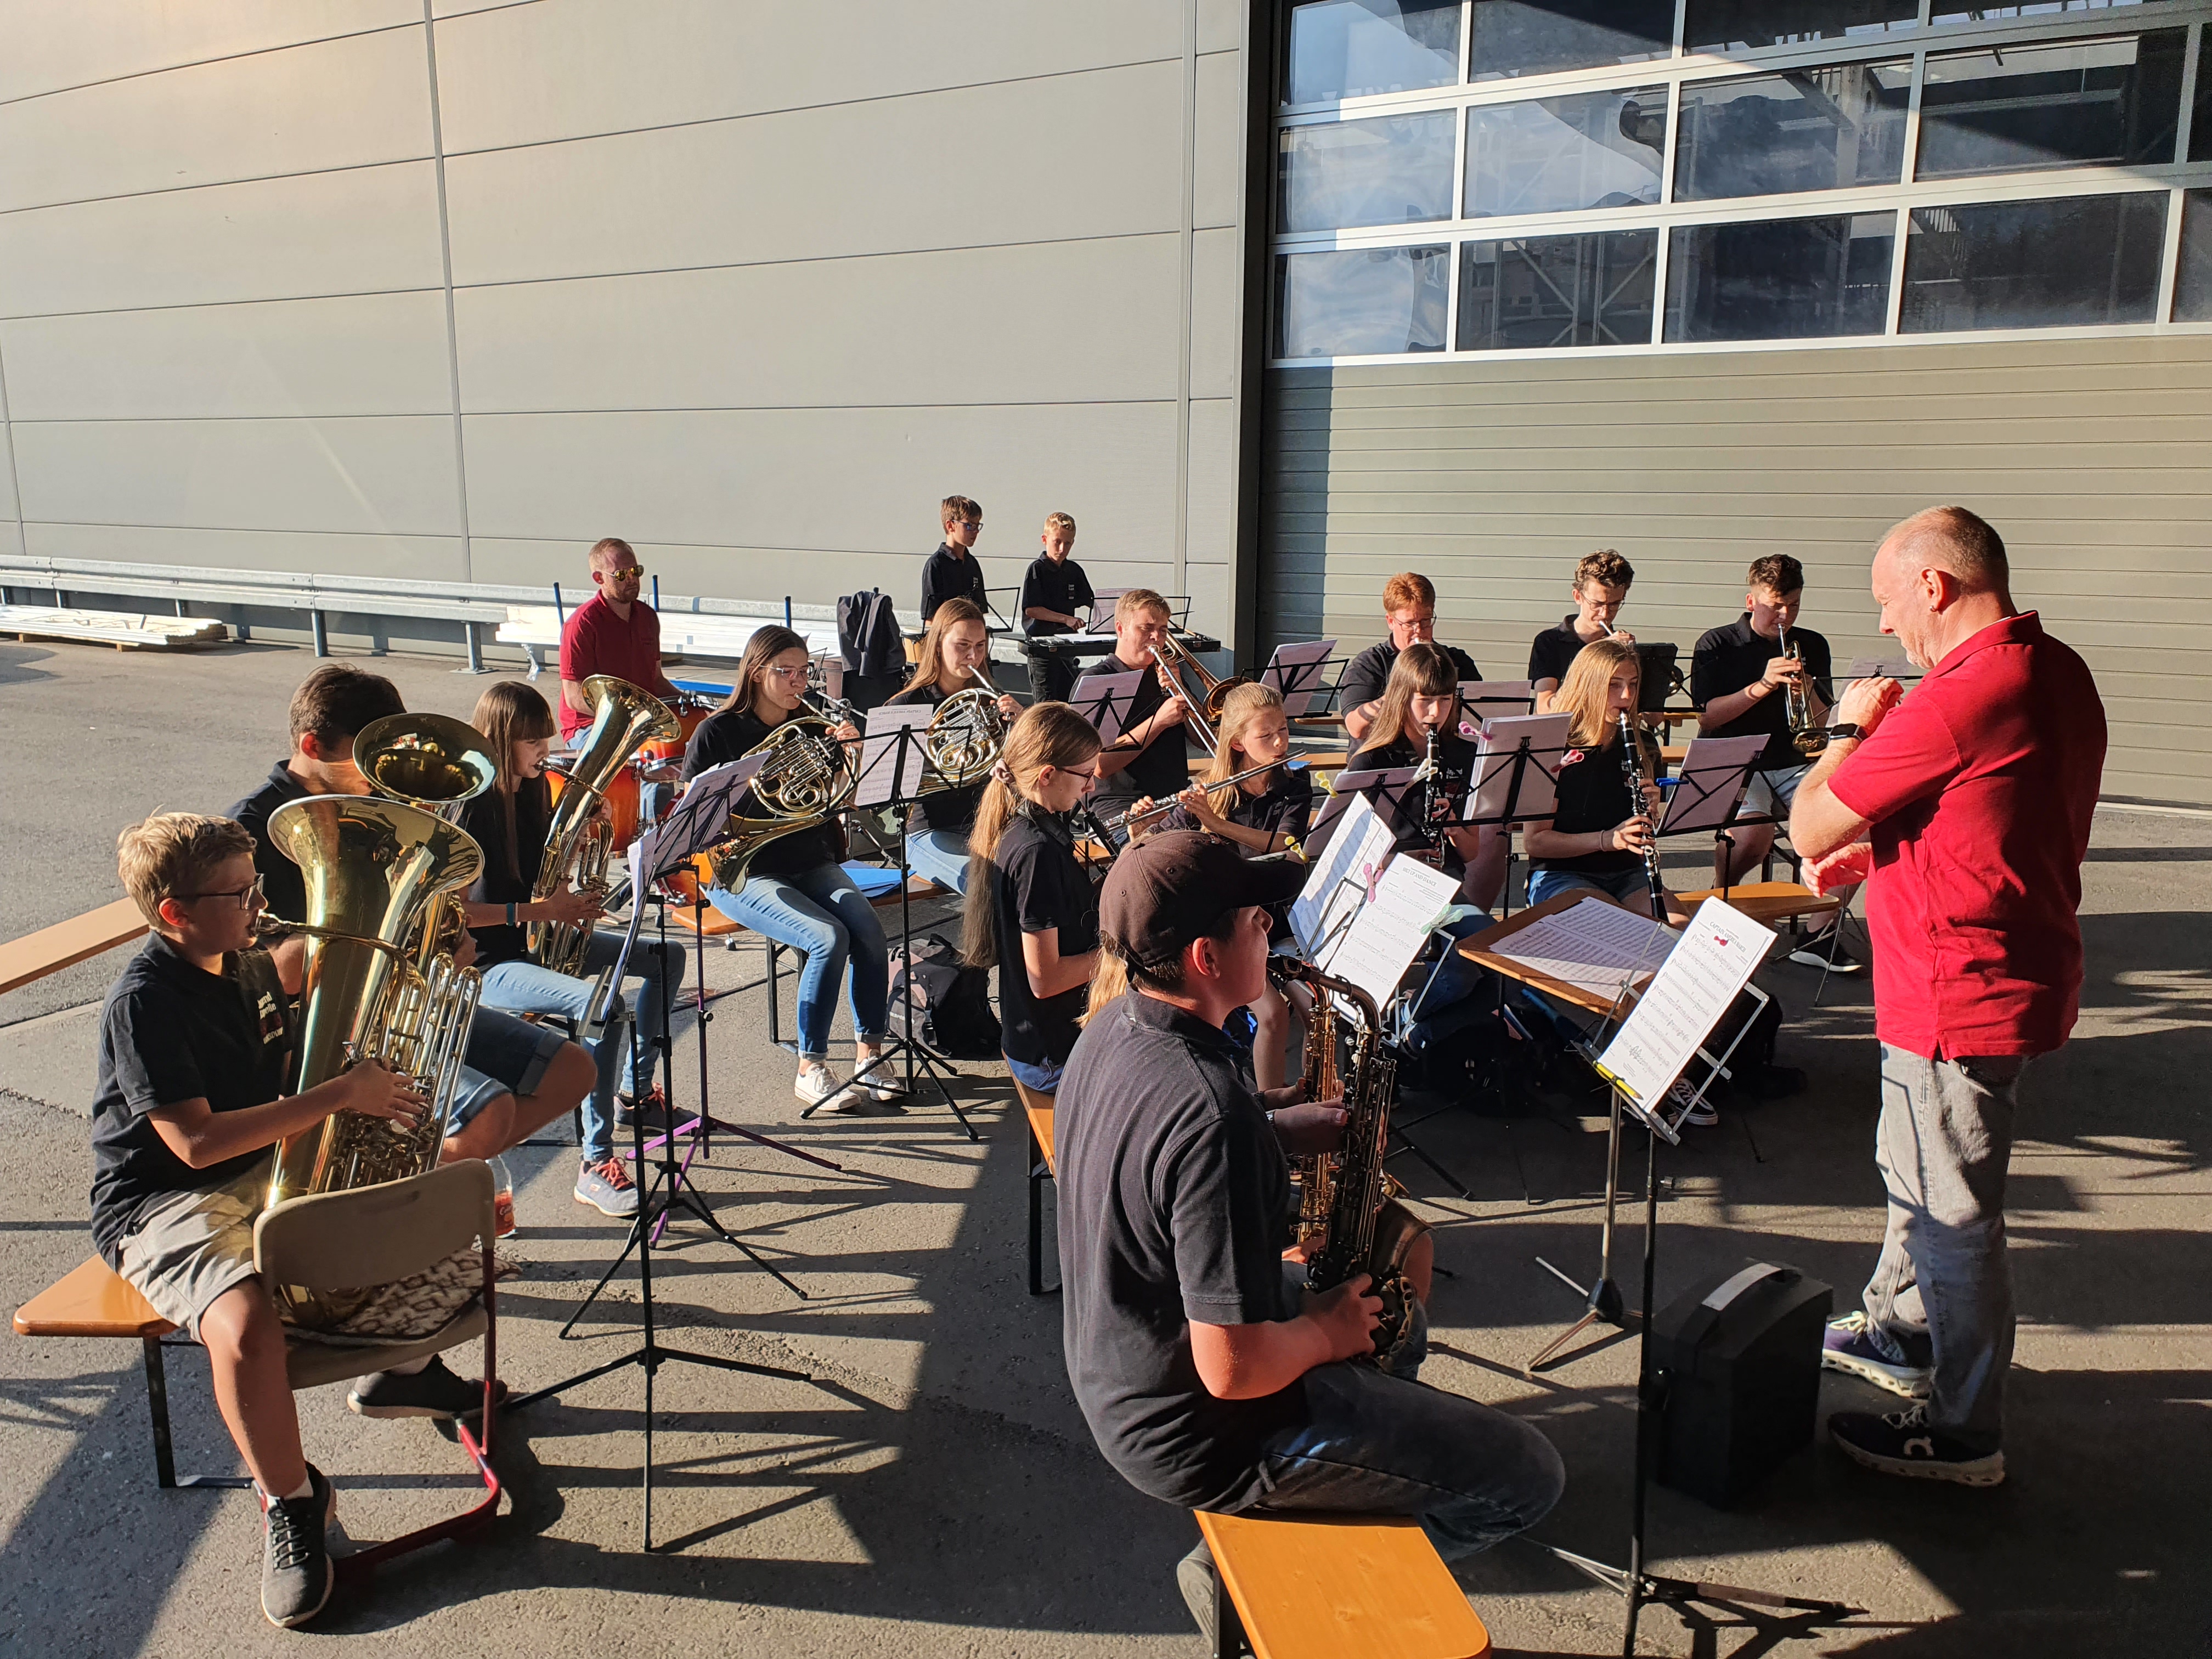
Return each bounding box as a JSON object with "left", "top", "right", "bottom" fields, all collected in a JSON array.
[{"left": 1825, "top": 723, "right": 1866, "bottom": 741}]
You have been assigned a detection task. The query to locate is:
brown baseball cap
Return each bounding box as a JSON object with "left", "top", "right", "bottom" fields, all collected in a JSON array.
[{"left": 1098, "top": 830, "right": 1307, "bottom": 971}]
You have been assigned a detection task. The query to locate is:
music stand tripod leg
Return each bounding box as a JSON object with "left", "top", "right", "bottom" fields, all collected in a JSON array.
[{"left": 1524, "top": 1081, "right": 1634, "bottom": 1376}]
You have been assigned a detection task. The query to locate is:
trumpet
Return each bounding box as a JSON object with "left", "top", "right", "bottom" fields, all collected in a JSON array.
[{"left": 1780, "top": 627, "right": 1826, "bottom": 756}]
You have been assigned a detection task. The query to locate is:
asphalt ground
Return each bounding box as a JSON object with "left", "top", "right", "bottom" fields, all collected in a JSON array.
[{"left": 2, "top": 636, "right": 2207, "bottom": 1657}]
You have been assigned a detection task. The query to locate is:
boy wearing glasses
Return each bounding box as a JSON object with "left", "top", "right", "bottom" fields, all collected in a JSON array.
[
  {"left": 559, "top": 535, "right": 685, "bottom": 742},
  {"left": 90, "top": 812, "right": 475, "bottom": 1629},
  {"left": 922, "top": 494, "right": 989, "bottom": 622}
]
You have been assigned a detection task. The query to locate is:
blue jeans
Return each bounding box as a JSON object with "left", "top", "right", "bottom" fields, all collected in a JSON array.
[
  {"left": 709, "top": 862, "right": 889, "bottom": 1063},
  {"left": 1527, "top": 864, "right": 1653, "bottom": 910},
  {"left": 477, "top": 928, "right": 684, "bottom": 1162},
  {"left": 905, "top": 828, "right": 973, "bottom": 896},
  {"left": 1006, "top": 1054, "right": 1064, "bottom": 1094}
]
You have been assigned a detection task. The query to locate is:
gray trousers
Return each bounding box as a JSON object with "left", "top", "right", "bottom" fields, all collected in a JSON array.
[{"left": 1862, "top": 1042, "right": 2028, "bottom": 1452}]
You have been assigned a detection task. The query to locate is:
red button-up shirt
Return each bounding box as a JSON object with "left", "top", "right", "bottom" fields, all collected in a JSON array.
[
  {"left": 1829, "top": 612, "right": 2105, "bottom": 1058},
  {"left": 557, "top": 594, "right": 663, "bottom": 739}
]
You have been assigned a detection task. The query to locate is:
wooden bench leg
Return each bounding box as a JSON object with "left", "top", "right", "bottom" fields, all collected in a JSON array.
[
  {"left": 1026, "top": 1121, "right": 1058, "bottom": 1298},
  {"left": 1214, "top": 1566, "right": 1245, "bottom": 1658},
  {"left": 144, "top": 1336, "right": 251, "bottom": 1491}
]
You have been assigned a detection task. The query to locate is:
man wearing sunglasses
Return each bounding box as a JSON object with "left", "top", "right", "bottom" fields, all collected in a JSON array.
[{"left": 558, "top": 536, "right": 685, "bottom": 743}]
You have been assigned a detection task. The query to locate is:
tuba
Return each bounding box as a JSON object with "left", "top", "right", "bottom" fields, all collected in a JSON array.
[
  {"left": 1273, "top": 958, "right": 1429, "bottom": 1365},
  {"left": 263, "top": 794, "right": 484, "bottom": 1327},
  {"left": 529, "top": 675, "right": 679, "bottom": 976},
  {"left": 703, "top": 716, "right": 857, "bottom": 891}
]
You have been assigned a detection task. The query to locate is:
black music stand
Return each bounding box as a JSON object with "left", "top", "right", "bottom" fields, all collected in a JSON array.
[
  {"left": 827, "top": 717, "right": 974, "bottom": 1138},
  {"left": 1652, "top": 735, "right": 1771, "bottom": 906}
]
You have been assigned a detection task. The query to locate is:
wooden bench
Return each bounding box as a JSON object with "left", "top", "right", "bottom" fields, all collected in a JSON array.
[
  {"left": 13, "top": 1257, "right": 250, "bottom": 1489},
  {"left": 1195, "top": 1510, "right": 1491, "bottom": 1658},
  {"left": 1008, "top": 1071, "right": 1057, "bottom": 1296},
  {"left": 1675, "top": 879, "right": 1840, "bottom": 930},
  {"left": 0, "top": 897, "right": 146, "bottom": 996}
]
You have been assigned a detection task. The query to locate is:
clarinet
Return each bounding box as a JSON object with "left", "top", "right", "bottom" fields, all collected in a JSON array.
[{"left": 1617, "top": 711, "right": 1667, "bottom": 922}]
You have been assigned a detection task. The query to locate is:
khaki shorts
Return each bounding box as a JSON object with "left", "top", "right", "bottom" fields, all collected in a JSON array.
[{"left": 116, "top": 1156, "right": 272, "bottom": 1340}]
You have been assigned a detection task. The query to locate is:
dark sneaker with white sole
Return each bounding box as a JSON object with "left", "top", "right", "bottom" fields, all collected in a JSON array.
[
  {"left": 1787, "top": 924, "right": 1862, "bottom": 973},
  {"left": 1830, "top": 1403, "right": 2005, "bottom": 1486},
  {"left": 262, "top": 1463, "right": 336, "bottom": 1628},
  {"left": 348, "top": 1355, "right": 509, "bottom": 1420},
  {"left": 1821, "top": 1312, "right": 1932, "bottom": 1398}
]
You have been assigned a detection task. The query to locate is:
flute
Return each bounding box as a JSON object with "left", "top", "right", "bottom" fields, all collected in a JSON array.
[{"left": 1110, "top": 758, "right": 1307, "bottom": 833}]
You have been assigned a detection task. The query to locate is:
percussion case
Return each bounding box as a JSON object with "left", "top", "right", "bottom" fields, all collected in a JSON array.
[{"left": 1649, "top": 1259, "right": 1831, "bottom": 1508}]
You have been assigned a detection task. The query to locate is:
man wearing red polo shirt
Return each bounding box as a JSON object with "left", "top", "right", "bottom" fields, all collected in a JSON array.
[
  {"left": 559, "top": 538, "right": 684, "bottom": 742},
  {"left": 1791, "top": 505, "right": 2105, "bottom": 1488}
]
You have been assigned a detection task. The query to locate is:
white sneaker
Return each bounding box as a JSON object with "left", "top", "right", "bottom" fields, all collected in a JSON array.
[
  {"left": 794, "top": 1064, "right": 848, "bottom": 1108},
  {"left": 852, "top": 1049, "right": 906, "bottom": 1102}
]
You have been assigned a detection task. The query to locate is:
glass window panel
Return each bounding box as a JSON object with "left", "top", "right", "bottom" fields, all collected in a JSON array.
[
  {"left": 1674, "top": 60, "right": 1910, "bottom": 201},
  {"left": 1917, "top": 32, "right": 2185, "bottom": 179},
  {"left": 1684, "top": 0, "right": 1916, "bottom": 55},
  {"left": 1468, "top": 0, "right": 1674, "bottom": 82},
  {"left": 1459, "top": 230, "right": 1659, "bottom": 348},
  {"left": 2175, "top": 190, "right": 2212, "bottom": 320},
  {"left": 1463, "top": 87, "right": 1667, "bottom": 218},
  {"left": 1664, "top": 212, "right": 1895, "bottom": 341},
  {"left": 1285, "top": 0, "right": 1462, "bottom": 106},
  {"left": 1900, "top": 193, "right": 2165, "bottom": 331},
  {"left": 1933, "top": 1, "right": 2145, "bottom": 21},
  {"left": 1279, "top": 111, "right": 1458, "bottom": 232},
  {"left": 1277, "top": 245, "right": 1452, "bottom": 356},
  {"left": 2196, "top": 41, "right": 2212, "bottom": 161}
]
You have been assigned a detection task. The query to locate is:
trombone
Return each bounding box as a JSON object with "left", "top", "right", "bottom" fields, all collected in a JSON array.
[{"left": 1150, "top": 633, "right": 1246, "bottom": 759}]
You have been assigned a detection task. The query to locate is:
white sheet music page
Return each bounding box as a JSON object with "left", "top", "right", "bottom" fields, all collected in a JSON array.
[
  {"left": 1290, "top": 789, "right": 1394, "bottom": 961},
  {"left": 1326, "top": 856, "right": 1459, "bottom": 1007},
  {"left": 853, "top": 704, "right": 933, "bottom": 807},
  {"left": 1070, "top": 668, "right": 1147, "bottom": 744},
  {"left": 1489, "top": 896, "right": 1678, "bottom": 1000},
  {"left": 1596, "top": 898, "right": 1776, "bottom": 1107}
]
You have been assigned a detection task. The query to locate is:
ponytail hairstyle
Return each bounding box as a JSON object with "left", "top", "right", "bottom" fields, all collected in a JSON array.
[
  {"left": 1362, "top": 641, "right": 1460, "bottom": 754},
  {"left": 960, "top": 701, "right": 1102, "bottom": 969},
  {"left": 469, "top": 680, "right": 558, "bottom": 880},
  {"left": 1555, "top": 637, "right": 1643, "bottom": 751},
  {"left": 725, "top": 624, "right": 810, "bottom": 719},
  {"left": 1203, "top": 681, "right": 1286, "bottom": 815},
  {"left": 912, "top": 596, "right": 988, "bottom": 694}
]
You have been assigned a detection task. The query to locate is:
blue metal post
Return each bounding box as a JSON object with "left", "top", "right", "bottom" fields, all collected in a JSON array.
[
  {"left": 553, "top": 582, "right": 566, "bottom": 625},
  {"left": 652, "top": 573, "right": 661, "bottom": 611},
  {"left": 783, "top": 595, "right": 793, "bottom": 628},
  {"left": 311, "top": 610, "right": 329, "bottom": 656}
]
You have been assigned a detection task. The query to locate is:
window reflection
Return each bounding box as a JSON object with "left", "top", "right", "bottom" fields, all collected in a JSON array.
[
  {"left": 1917, "top": 32, "right": 2185, "bottom": 178},
  {"left": 1285, "top": 0, "right": 1462, "bottom": 105},
  {"left": 1277, "top": 246, "right": 1452, "bottom": 357},
  {"left": 1469, "top": 0, "right": 1673, "bottom": 82},
  {"left": 1933, "top": 1, "right": 2145, "bottom": 20},
  {"left": 1675, "top": 60, "right": 1910, "bottom": 201},
  {"left": 1901, "top": 194, "right": 2165, "bottom": 331},
  {"left": 1685, "top": 0, "right": 1916, "bottom": 54},
  {"left": 1665, "top": 212, "right": 1895, "bottom": 341},
  {"left": 2175, "top": 190, "right": 2212, "bottom": 321},
  {"left": 1279, "top": 111, "right": 1458, "bottom": 233},
  {"left": 1464, "top": 87, "right": 1667, "bottom": 218},
  {"left": 1460, "top": 230, "right": 1659, "bottom": 348}
]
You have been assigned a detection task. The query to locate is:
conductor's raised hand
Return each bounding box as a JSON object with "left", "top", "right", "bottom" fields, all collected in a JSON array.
[
  {"left": 1269, "top": 1098, "right": 1348, "bottom": 1155},
  {"left": 341, "top": 1059, "right": 425, "bottom": 1125},
  {"left": 1305, "top": 1273, "right": 1385, "bottom": 1361},
  {"left": 1805, "top": 840, "right": 1873, "bottom": 896},
  {"left": 1837, "top": 675, "right": 1903, "bottom": 736}
]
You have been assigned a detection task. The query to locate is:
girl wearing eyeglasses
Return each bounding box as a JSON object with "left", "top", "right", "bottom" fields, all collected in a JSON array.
[{"left": 682, "top": 625, "right": 891, "bottom": 1110}]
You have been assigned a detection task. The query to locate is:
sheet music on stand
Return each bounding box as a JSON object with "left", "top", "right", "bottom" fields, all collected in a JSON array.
[
  {"left": 1460, "top": 679, "right": 1537, "bottom": 720},
  {"left": 1261, "top": 640, "right": 1337, "bottom": 716},
  {"left": 600, "top": 754, "right": 765, "bottom": 1004},
  {"left": 853, "top": 704, "right": 933, "bottom": 808},
  {"left": 1847, "top": 656, "right": 1920, "bottom": 682},
  {"left": 1083, "top": 589, "right": 1130, "bottom": 634},
  {"left": 1595, "top": 898, "right": 1775, "bottom": 1135},
  {"left": 1069, "top": 668, "right": 1147, "bottom": 744},
  {"left": 1467, "top": 711, "right": 1572, "bottom": 825},
  {"left": 1657, "top": 734, "right": 1769, "bottom": 835},
  {"left": 1290, "top": 789, "right": 1395, "bottom": 965},
  {"left": 1486, "top": 896, "right": 1678, "bottom": 1005},
  {"left": 1324, "top": 855, "right": 1459, "bottom": 1008},
  {"left": 1305, "top": 764, "right": 1420, "bottom": 862}
]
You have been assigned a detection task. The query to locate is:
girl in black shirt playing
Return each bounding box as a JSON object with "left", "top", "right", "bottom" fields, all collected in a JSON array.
[
  {"left": 885, "top": 597, "right": 1023, "bottom": 897},
  {"left": 961, "top": 702, "right": 1104, "bottom": 1096},
  {"left": 682, "top": 625, "right": 893, "bottom": 1110},
  {"left": 1523, "top": 636, "right": 1687, "bottom": 923},
  {"left": 1347, "top": 642, "right": 1505, "bottom": 909}
]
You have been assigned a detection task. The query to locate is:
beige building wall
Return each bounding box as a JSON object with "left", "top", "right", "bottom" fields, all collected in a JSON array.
[{"left": 1263, "top": 336, "right": 2212, "bottom": 807}]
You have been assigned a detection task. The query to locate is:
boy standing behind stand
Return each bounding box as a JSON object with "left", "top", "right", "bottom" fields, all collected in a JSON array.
[
  {"left": 1019, "top": 510, "right": 1095, "bottom": 702},
  {"left": 90, "top": 814, "right": 467, "bottom": 1628}
]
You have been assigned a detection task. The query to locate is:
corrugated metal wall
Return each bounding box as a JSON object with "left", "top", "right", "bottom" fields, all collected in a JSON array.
[
  {"left": 1262, "top": 336, "right": 2212, "bottom": 807},
  {"left": 0, "top": 0, "right": 1255, "bottom": 640}
]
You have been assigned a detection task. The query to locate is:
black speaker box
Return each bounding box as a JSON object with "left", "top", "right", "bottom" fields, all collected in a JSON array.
[{"left": 1649, "top": 1259, "right": 1831, "bottom": 1509}]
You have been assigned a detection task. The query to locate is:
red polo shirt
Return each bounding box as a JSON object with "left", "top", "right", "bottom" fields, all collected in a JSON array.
[
  {"left": 557, "top": 594, "right": 663, "bottom": 738},
  {"left": 1828, "top": 612, "right": 2105, "bottom": 1059}
]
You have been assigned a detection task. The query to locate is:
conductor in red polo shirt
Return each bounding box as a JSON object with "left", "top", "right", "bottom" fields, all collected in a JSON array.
[
  {"left": 1791, "top": 505, "right": 2105, "bottom": 1489},
  {"left": 560, "top": 538, "right": 685, "bottom": 741}
]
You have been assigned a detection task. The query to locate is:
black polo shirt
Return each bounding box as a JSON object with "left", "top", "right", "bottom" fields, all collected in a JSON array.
[
  {"left": 1337, "top": 641, "right": 1481, "bottom": 715},
  {"left": 456, "top": 786, "right": 552, "bottom": 966},
  {"left": 1056, "top": 988, "right": 1307, "bottom": 1511},
  {"left": 1528, "top": 615, "right": 1612, "bottom": 687},
  {"left": 89, "top": 935, "right": 292, "bottom": 1265},
  {"left": 988, "top": 812, "right": 1098, "bottom": 1067},
  {"left": 228, "top": 759, "right": 314, "bottom": 926},
  {"left": 1691, "top": 614, "right": 1834, "bottom": 772},
  {"left": 1538, "top": 733, "right": 1649, "bottom": 876},
  {"left": 1158, "top": 765, "right": 1314, "bottom": 851},
  {"left": 885, "top": 679, "right": 985, "bottom": 835},
  {"left": 921, "top": 543, "right": 988, "bottom": 622},
  {"left": 1351, "top": 730, "right": 1475, "bottom": 868},
  {"left": 1020, "top": 555, "right": 1095, "bottom": 638},
  {"left": 682, "top": 705, "right": 845, "bottom": 878},
  {"left": 1077, "top": 653, "right": 1190, "bottom": 811}
]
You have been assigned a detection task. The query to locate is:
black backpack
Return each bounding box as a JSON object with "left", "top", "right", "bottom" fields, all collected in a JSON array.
[
  {"left": 838, "top": 588, "right": 904, "bottom": 678},
  {"left": 888, "top": 933, "right": 1001, "bottom": 1059}
]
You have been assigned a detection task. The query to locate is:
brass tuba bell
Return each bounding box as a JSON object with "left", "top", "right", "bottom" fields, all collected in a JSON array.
[{"left": 528, "top": 675, "right": 678, "bottom": 976}]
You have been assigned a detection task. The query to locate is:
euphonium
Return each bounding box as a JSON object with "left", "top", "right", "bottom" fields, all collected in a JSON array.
[
  {"left": 1272, "top": 958, "right": 1427, "bottom": 1365},
  {"left": 263, "top": 794, "right": 484, "bottom": 1327},
  {"left": 703, "top": 716, "right": 859, "bottom": 891},
  {"left": 529, "top": 674, "right": 678, "bottom": 976}
]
